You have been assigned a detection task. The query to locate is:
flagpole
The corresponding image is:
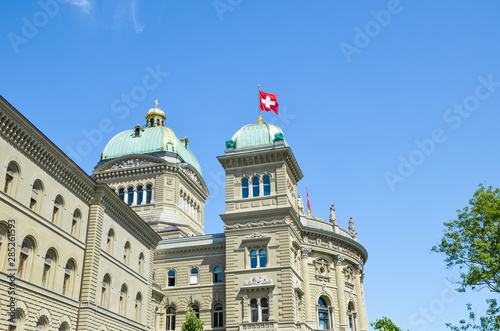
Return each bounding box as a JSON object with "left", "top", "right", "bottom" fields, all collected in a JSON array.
[{"left": 257, "top": 84, "right": 263, "bottom": 124}]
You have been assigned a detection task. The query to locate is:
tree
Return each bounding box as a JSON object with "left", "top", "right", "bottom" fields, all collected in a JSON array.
[
  {"left": 182, "top": 307, "right": 204, "bottom": 331},
  {"left": 432, "top": 184, "right": 500, "bottom": 330},
  {"left": 371, "top": 316, "right": 407, "bottom": 331}
]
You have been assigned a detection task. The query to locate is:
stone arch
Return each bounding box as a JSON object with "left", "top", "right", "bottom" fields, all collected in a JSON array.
[
  {"left": 34, "top": 307, "right": 52, "bottom": 328},
  {"left": 98, "top": 325, "right": 108, "bottom": 331},
  {"left": 56, "top": 314, "right": 72, "bottom": 330}
]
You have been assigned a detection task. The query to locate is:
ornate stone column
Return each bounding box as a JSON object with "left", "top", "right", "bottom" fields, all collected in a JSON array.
[
  {"left": 242, "top": 295, "right": 250, "bottom": 323},
  {"left": 355, "top": 265, "right": 367, "bottom": 331},
  {"left": 301, "top": 248, "right": 313, "bottom": 323},
  {"left": 334, "top": 255, "right": 348, "bottom": 329}
]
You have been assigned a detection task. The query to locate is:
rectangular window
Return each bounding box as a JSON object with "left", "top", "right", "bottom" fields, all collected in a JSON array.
[
  {"left": 30, "top": 198, "right": 36, "bottom": 210},
  {"left": 41, "top": 264, "right": 50, "bottom": 288},
  {"left": 52, "top": 206, "right": 59, "bottom": 223},
  {"left": 63, "top": 274, "right": 70, "bottom": 296},
  {"left": 4, "top": 174, "right": 13, "bottom": 193},
  {"left": 17, "top": 254, "right": 27, "bottom": 278},
  {"left": 71, "top": 220, "right": 77, "bottom": 236}
]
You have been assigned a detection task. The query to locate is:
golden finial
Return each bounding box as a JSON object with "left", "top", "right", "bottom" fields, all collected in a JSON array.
[
  {"left": 155, "top": 99, "right": 158, "bottom": 109},
  {"left": 257, "top": 114, "right": 263, "bottom": 124},
  {"left": 258, "top": 85, "right": 260, "bottom": 88}
]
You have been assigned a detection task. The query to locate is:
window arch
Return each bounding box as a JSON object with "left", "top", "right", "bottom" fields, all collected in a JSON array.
[
  {"left": 213, "top": 303, "right": 224, "bottom": 327},
  {"left": 35, "top": 316, "right": 49, "bottom": 331},
  {"left": 348, "top": 302, "right": 356, "bottom": 330},
  {"left": 63, "top": 259, "right": 76, "bottom": 297},
  {"left": 30, "top": 180, "right": 44, "bottom": 212},
  {"left": 250, "top": 249, "right": 267, "bottom": 268},
  {"left": 127, "top": 187, "right": 134, "bottom": 206},
  {"left": 168, "top": 270, "right": 176, "bottom": 287},
  {"left": 213, "top": 266, "right": 223, "bottom": 283},
  {"left": 250, "top": 298, "right": 269, "bottom": 323},
  {"left": 137, "top": 186, "right": 143, "bottom": 205},
  {"left": 4, "top": 161, "right": 20, "bottom": 196},
  {"left": 101, "top": 274, "right": 111, "bottom": 308},
  {"left": 123, "top": 241, "right": 131, "bottom": 265},
  {"left": 263, "top": 175, "right": 271, "bottom": 196},
  {"left": 241, "top": 178, "right": 249, "bottom": 198},
  {"left": 9, "top": 308, "right": 25, "bottom": 331},
  {"left": 106, "top": 229, "right": 114, "bottom": 254},
  {"left": 190, "top": 268, "right": 199, "bottom": 285},
  {"left": 138, "top": 252, "right": 144, "bottom": 275},
  {"left": 119, "top": 188, "right": 125, "bottom": 201},
  {"left": 146, "top": 184, "right": 153, "bottom": 204},
  {"left": 318, "top": 297, "right": 329, "bottom": 330},
  {"left": 150, "top": 118, "right": 154, "bottom": 127},
  {"left": 252, "top": 177, "right": 260, "bottom": 197},
  {"left": 71, "top": 209, "right": 81, "bottom": 236},
  {"left": 166, "top": 307, "right": 176, "bottom": 330},
  {"left": 59, "top": 321, "right": 70, "bottom": 331},
  {"left": 134, "top": 292, "right": 142, "bottom": 321},
  {"left": 52, "top": 195, "right": 64, "bottom": 224},
  {"left": 41, "top": 249, "right": 57, "bottom": 289},
  {"left": 119, "top": 284, "right": 128, "bottom": 315},
  {"left": 17, "top": 237, "right": 35, "bottom": 280}
]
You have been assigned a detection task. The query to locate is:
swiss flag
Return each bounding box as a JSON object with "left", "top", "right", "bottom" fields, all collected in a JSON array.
[{"left": 259, "top": 91, "right": 279, "bottom": 114}]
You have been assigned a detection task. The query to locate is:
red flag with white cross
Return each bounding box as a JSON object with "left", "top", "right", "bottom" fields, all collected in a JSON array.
[{"left": 259, "top": 91, "right": 279, "bottom": 114}]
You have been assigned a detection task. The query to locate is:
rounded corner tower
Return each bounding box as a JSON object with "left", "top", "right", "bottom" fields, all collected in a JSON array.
[{"left": 92, "top": 101, "right": 208, "bottom": 237}]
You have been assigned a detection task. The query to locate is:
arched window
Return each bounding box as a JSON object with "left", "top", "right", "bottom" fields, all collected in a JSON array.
[
  {"left": 146, "top": 184, "right": 152, "bottom": 204},
  {"left": 134, "top": 127, "right": 141, "bottom": 137},
  {"left": 35, "top": 316, "right": 49, "bottom": 331},
  {"left": 63, "top": 259, "right": 75, "bottom": 297},
  {"left": 138, "top": 252, "right": 144, "bottom": 275},
  {"left": 30, "top": 180, "right": 43, "bottom": 212},
  {"left": 127, "top": 187, "right": 134, "bottom": 206},
  {"left": 137, "top": 186, "right": 143, "bottom": 205},
  {"left": 263, "top": 176, "right": 271, "bottom": 196},
  {"left": 124, "top": 241, "right": 131, "bottom": 265},
  {"left": 166, "top": 307, "right": 176, "bottom": 330},
  {"left": 59, "top": 322, "right": 70, "bottom": 331},
  {"left": 41, "top": 249, "right": 57, "bottom": 289},
  {"left": 261, "top": 298, "right": 269, "bottom": 322},
  {"left": 213, "top": 303, "right": 224, "bottom": 327},
  {"left": 106, "top": 229, "right": 114, "bottom": 254},
  {"left": 157, "top": 119, "right": 160, "bottom": 126},
  {"left": 17, "top": 238, "right": 34, "bottom": 279},
  {"left": 190, "top": 268, "right": 199, "bottom": 285},
  {"left": 52, "top": 195, "right": 64, "bottom": 224},
  {"left": 168, "top": 270, "right": 176, "bottom": 287},
  {"left": 348, "top": 302, "right": 356, "bottom": 330},
  {"left": 150, "top": 118, "right": 154, "bottom": 127},
  {"left": 119, "top": 284, "right": 128, "bottom": 315},
  {"left": 3, "top": 162, "right": 19, "bottom": 195},
  {"left": 250, "top": 249, "right": 267, "bottom": 268},
  {"left": 213, "top": 266, "right": 223, "bottom": 283},
  {"left": 134, "top": 292, "right": 142, "bottom": 321},
  {"left": 318, "top": 297, "right": 329, "bottom": 330},
  {"left": 191, "top": 305, "right": 200, "bottom": 319},
  {"left": 72, "top": 209, "right": 80, "bottom": 236},
  {"left": 252, "top": 177, "right": 260, "bottom": 197},
  {"left": 242, "top": 178, "right": 249, "bottom": 198},
  {"left": 119, "top": 188, "right": 125, "bottom": 201},
  {"left": 0, "top": 226, "right": 4, "bottom": 271},
  {"left": 9, "top": 309, "right": 24, "bottom": 331},
  {"left": 250, "top": 299, "right": 258, "bottom": 322},
  {"left": 101, "top": 274, "right": 111, "bottom": 308}
]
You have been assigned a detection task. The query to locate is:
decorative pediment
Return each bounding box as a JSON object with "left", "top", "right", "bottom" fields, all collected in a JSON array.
[{"left": 242, "top": 276, "right": 274, "bottom": 288}]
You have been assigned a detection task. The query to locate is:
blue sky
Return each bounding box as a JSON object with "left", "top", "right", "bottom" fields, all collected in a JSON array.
[{"left": 2, "top": 1, "right": 500, "bottom": 330}]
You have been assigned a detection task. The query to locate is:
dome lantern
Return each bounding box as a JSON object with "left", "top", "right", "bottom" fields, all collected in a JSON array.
[{"left": 145, "top": 99, "right": 166, "bottom": 127}]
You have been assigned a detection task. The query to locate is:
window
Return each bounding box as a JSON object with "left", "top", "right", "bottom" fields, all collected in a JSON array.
[
  {"left": 124, "top": 241, "right": 131, "bottom": 265},
  {"left": 30, "top": 180, "right": 43, "bottom": 212},
  {"left": 154, "top": 307, "right": 159, "bottom": 329},
  {"left": 101, "top": 274, "right": 111, "bottom": 308},
  {"left": 4, "top": 162, "right": 19, "bottom": 195},
  {"left": 348, "top": 302, "right": 356, "bottom": 330},
  {"left": 191, "top": 305, "right": 200, "bottom": 319},
  {"left": 138, "top": 252, "right": 144, "bottom": 275},
  {"left": 168, "top": 270, "right": 176, "bottom": 287},
  {"left": 35, "top": 317, "right": 49, "bottom": 331},
  {"left": 250, "top": 298, "right": 269, "bottom": 322},
  {"left": 150, "top": 118, "right": 154, "bottom": 127},
  {"left": 252, "top": 177, "right": 260, "bottom": 197},
  {"left": 127, "top": 187, "right": 134, "bottom": 206},
  {"left": 190, "top": 268, "right": 199, "bottom": 285},
  {"left": 63, "top": 260, "right": 75, "bottom": 297},
  {"left": 52, "top": 195, "right": 64, "bottom": 224},
  {"left": 263, "top": 176, "right": 271, "bottom": 196},
  {"left": 59, "top": 322, "right": 70, "bottom": 331},
  {"left": 250, "top": 249, "right": 267, "bottom": 268},
  {"left": 17, "top": 239, "right": 32, "bottom": 279},
  {"left": 213, "top": 303, "right": 224, "bottom": 327},
  {"left": 261, "top": 298, "right": 269, "bottom": 322},
  {"left": 137, "top": 186, "right": 143, "bottom": 205},
  {"left": 71, "top": 209, "right": 80, "bottom": 236},
  {"left": 135, "top": 127, "right": 141, "bottom": 137},
  {"left": 242, "top": 178, "right": 249, "bottom": 198},
  {"left": 213, "top": 266, "right": 223, "bottom": 283},
  {"left": 119, "top": 284, "right": 128, "bottom": 315},
  {"left": 106, "top": 229, "right": 114, "bottom": 254},
  {"left": 146, "top": 184, "right": 152, "bottom": 204},
  {"left": 119, "top": 188, "right": 125, "bottom": 201},
  {"left": 41, "top": 250, "right": 56, "bottom": 289},
  {"left": 134, "top": 292, "right": 142, "bottom": 321},
  {"left": 166, "top": 307, "right": 176, "bottom": 330},
  {"left": 250, "top": 299, "right": 258, "bottom": 322},
  {"left": 318, "top": 297, "right": 329, "bottom": 330}
]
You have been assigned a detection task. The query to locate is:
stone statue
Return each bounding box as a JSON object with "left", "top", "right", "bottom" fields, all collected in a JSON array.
[
  {"left": 297, "top": 194, "right": 304, "bottom": 214},
  {"left": 348, "top": 217, "right": 357, "bottom": 239},
  {"left": 329, "top": 204, "right": 336, "bottom": 223}
]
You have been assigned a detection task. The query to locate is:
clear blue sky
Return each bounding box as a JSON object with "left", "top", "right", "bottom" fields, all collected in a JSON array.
[{"left": 2, "top": 1, "right": 500, "bottom": 330}]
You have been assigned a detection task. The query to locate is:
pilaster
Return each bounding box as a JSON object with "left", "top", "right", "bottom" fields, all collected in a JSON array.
[
  {"left": 301, "top": 248, "right": 313, "bottom": 324},
  {"left": 334, "top": 255, "right": 348, "bottom": 330}
]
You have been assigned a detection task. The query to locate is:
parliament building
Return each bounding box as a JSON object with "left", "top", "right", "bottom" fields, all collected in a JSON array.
[{"left": 0, "top": 96, "right": 369, "bottom": 331}]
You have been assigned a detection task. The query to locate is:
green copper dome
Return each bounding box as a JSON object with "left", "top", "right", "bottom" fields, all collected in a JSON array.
[
  {"left": 227, "top": 122, "right": 288, "bottom": 150},
  {"left": 101, "top": 125, "right": 202, "bottom": 174}
]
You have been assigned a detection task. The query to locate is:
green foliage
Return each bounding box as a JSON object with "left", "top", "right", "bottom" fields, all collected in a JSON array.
[
  {"left": 182, "top": 307, "right": 204, "bottom": 331},
  {"left": 371, "top": 316, "right": 407, "bottom": 331},
  {"left": 432, "top": 184, "right": 500, "bottom": 330}
]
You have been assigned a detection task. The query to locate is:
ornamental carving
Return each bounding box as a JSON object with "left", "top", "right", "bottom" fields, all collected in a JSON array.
[
  {"left": 243, "top": 276, "right": 273, "bottom": 286},
  {"left": 344, "top": 267, "right": 355, "bottom": 289},
  {"left": 224, "top": 219, "right": 285, "bottom": 230},
  {"left": 109, "top": 159, "right": 156, "bottom": 170},
  {"left": 333, "top": 255, "right": 345, "bottom": 266},
  {"left": 301, "top": 248, "right": 312, "bottom": 258},
  {"left": 314, "top": 258, "right": 331, "bottom": 282},
  {"left": 245, "top": 233, "right": 269, "bottom": 239},
  {"left": 182, "top": 167, "right": 201, "bottom": 185}
]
